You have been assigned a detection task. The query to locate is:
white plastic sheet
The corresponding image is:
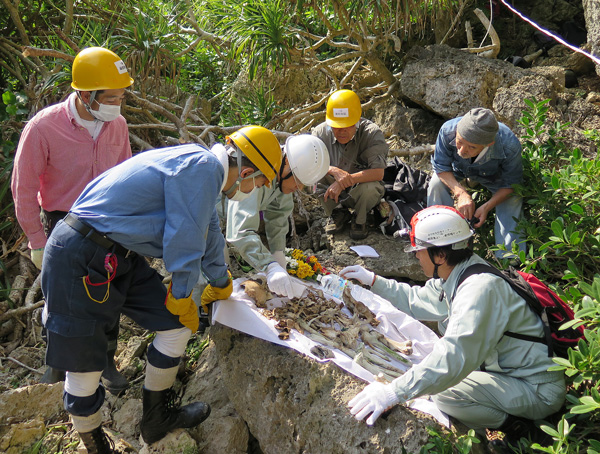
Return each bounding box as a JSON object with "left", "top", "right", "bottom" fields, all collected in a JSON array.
[{"left": 212, "top": 276, "right": 450, "bottom": 427}]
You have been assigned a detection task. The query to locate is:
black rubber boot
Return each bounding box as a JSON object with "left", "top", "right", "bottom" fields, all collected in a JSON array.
[
  {"left": 78, "top": 426, "right": 115, "bottom": 454},
  {"left": 141, "top": 387, "right": 211, "bottom": 445},
  {"left": 39, "top": 366, "right": 65, "bottom": 384},
  {"left": 488, "top": 415, "right": 548, "bottom": 453},
  {"left": 101, "top": 349, "right": 129, "bottom": 396}
]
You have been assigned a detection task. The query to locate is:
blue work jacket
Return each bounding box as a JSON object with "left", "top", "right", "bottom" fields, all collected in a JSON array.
[
  {"left": 71, "top": 144, "right": 228, "bottom": 299},
  {"left": 431, "top": 117, "right": 523, "bottom": 193}
]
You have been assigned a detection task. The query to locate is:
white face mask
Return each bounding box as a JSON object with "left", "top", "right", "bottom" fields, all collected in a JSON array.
[
  {"left": 90, "top": 102, "right": 121, "bottom": 122},
  {"left": 229, "top": 184, "right": 257, "bottom": 202}
]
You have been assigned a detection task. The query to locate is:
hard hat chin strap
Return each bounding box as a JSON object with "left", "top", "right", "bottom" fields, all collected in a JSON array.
[
  {"left": 76, "top": 90, "right": 98, "bottom": 118},
  {"left": 224, "top": 149, "right": 244, "bottom": 197},
  {"left": 277, "top": 156, "right": 293, "bottom": 192},
  {"left": 224, "top": 148, "right": 263, "bottom": 196},
  {"left": 427, "top": 248, "right": 441, "bottom": 279}
]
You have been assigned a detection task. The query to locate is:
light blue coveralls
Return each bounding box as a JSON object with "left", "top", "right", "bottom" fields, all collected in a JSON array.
[
  {"left": 370, "top": 254, "right": 565, "bottom": 431},
  {"left": 428, "top": 117, "right": 526, "bottom": 257},
  {"left": 226, "top": 183, "right": 293, "bottom": 272}
]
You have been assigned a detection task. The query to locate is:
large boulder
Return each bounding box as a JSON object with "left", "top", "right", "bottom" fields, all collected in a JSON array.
[
  {"left": 208, "top": 323, "right": 445, "bottom": 454},
  {"left": 185, "top": 337, "right": 250, "bottom": 454},
  {"left": 400, "top": 44, "right": 526, "bottom": 119},
  {"left": 400, "top": 43, "right": 600, "bottom": 157},
  {"left": 368, "top": 98, "right": 444, "bottom": 147}
]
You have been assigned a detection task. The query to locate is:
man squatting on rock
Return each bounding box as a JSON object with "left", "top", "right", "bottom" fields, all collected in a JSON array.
[
  {"left": 341, "top": 206, "right": 565, "bottom": 447},
  {"left": 40, "top": 126, "right": 282, "bottom": 452},
  {"left": 427, "top": 108, "right": 526, "bottom": 258},
  {"left": 312, "top": 89, "right": 389, "bottom": 240}
]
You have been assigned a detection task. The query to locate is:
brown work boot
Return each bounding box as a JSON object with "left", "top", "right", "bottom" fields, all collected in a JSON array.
[
  {"left": 350, "top": 220, "right": 368, "bottom": 240},
  {"left": 78, "top": 426, "right": 117, "bottom": 454},
  {"left": 324, "top": 208, "right": 351, "bottom": 233}
]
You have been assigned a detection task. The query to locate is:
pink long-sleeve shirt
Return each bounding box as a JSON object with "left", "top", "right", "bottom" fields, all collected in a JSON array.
[{"left": 11, "top": 93, "right": 132, "bottom": 249}]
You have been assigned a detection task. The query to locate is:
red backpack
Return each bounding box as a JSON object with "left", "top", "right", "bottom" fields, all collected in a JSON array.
[{"left": 455, "top": 263, "right": 586, "bottom": 358}]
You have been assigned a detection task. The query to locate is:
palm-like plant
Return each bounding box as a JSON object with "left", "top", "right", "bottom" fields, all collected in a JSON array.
[
  {"left": 111, "top": 0, "right": 188, "bottom": 93},
  {"left": 212, "top": 0, "right": 296, "bottom": 80}
]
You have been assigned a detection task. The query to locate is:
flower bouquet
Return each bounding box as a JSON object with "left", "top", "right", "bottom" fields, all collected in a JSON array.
[{"left": 284, "top": 248, "right": 328, "bottom": 281}]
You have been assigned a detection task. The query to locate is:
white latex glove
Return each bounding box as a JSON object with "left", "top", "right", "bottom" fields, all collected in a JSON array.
[
  {"left": 31, "top": 247, "right": 44, "bottom": 270},
  {"left": 271, "top": 250, "right": 287, "bottom": 269},
  {"left": 340, "top": 265, "right": 375, "bottom": 287},
  {"left": 348, "top": 381, "right": 400, "bottom": 425},
  {"left": 266, "top": 262, "right": 304, "bottom": 299}
]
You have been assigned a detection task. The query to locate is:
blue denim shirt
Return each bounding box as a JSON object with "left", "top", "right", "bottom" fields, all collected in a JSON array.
[{"left": 431, "top": 117, "right": 523, "bottom": 193}]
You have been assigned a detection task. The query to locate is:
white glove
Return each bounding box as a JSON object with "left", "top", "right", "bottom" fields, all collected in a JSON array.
[
  {"left": 340, "top": 265, "right": 375, "bottom": 287},
  {"left": 348, "top": 381, "right": 400, "bottom": 425},
  {"left": 266, "top": 262, "right": 293, "bottom": 297},
  {"left": 271, "top": 250, "right": 287, "bottom": 269},
  {"left": 31, "top": 247, "right": 44, "bottom": 270}
]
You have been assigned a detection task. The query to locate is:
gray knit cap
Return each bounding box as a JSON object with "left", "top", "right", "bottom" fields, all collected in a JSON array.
[{"left": 456, "top": 108, "right": 499, "bottom": 145}]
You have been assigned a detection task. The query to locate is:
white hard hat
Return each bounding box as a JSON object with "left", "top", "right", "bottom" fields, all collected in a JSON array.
[
  {"left": 405, "top": 205, "right": 474, "bottom": 252},
  {"left": 284, "top": 135, "right": 330, "bottom": 185}
]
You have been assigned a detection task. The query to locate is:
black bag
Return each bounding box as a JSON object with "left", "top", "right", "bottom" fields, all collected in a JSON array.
[
  {"left": 455, "top": 263, "right": 586, "bottom": 358},
  {"left": 376, "top": 157, "right": 430, "bottom": 236}
]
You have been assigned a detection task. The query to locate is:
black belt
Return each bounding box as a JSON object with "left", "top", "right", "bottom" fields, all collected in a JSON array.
[{"left": 64, "top": 213, "right": 131, "bottom": 257}]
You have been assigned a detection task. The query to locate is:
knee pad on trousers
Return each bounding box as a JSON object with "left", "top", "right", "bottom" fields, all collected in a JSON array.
[
  {"left": 152, "top": 327, "right": 190, "bottom": 359},
  {"left": 64, "top": 387, "right": 105, "bottom": 417},
  {"left": 147, "top": 343, "right": 180, "bottom": 369}
]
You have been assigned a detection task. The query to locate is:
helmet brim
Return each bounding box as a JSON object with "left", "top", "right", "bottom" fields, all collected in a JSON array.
[{"left": 325, "top": 118, "right": 358, "bottom": 129}]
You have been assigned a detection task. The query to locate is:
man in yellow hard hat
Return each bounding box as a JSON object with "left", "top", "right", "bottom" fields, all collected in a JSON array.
[
  {"left": 226, "top": 134, "right": 330, "bottom": 299},
  {"left": 11, "top": 47, "right": 134, "bottom": 392},
  {"left": 40, "top": 125, "right": 282, "bottom": 451},
  {"left": 312, "top": 89, "right": 389, "bottom": 240}
]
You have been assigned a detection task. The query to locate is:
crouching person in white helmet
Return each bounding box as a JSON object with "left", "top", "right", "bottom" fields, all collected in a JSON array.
[
  {"left": 226, "top": 134, "right": 330, "bottom": 299},
  {"left": 40, "top": 126, "right": 282, "bottom": 452},
  {"left": 340, "top": 205, "right": 565, "bottom": 448}
]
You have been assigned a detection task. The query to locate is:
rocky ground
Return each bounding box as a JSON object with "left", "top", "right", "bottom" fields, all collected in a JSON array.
[
  {"left": 0, "top": 218, "right": 438, "bottom": 454},
  {"left": 2, "top": 0, "right": 600, "bottom": 451}
]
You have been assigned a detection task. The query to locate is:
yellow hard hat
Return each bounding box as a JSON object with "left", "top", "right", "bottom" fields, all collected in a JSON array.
[
  {"left": 71, "top": 47, "right": 134, "bottom": 91},
  {"left": 227, "top": 126, "right": 282, "bottom": 185},
  {"left": 325, "top": 89, "right": 362, "bottom": 128}
]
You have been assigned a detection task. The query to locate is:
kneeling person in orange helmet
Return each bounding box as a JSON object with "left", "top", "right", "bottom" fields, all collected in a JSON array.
[
  {"left": 226, "top": 134, "right": 330, "bottom": 299},
  {"left": 11, "top": 46, "right": 134, "bottom": 392},
  {"left": 312, "top": 89, "right": 389, "bottom": 240},
  {"left": 40, "top": 126, "right": 282, "bottom": 451},
  {"left": 340, "top": 206, "right": 565, "bottom": 448}
]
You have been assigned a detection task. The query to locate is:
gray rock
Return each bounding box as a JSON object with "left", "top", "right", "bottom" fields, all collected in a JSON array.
[
  {"left": 113, "top": 398, "right": 143, "bottom": 439},
  {"left": 209, "top": 323, "right": 441, "bottom": 454},
  {"left": 369, "top": 98, "right": 444, "bottom": 147},
  {"left": 400, "top": 45, "right": 526, "bottom": 119},
  {"left": 185, "top": 337, "right": 250, "bottom": 454},
  {"left": 0, "top": 383, "right": 63, "bottom": 426},
  {"left": 117, "top": 335, "right": 148, "bottom": 379}
]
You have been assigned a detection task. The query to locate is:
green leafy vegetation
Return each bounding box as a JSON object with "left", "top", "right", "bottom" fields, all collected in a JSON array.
[{"left": 0, "top": 1, "right": 599, "bottom": 452}]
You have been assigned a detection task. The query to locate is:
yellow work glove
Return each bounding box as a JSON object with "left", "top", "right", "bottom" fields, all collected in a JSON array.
[
  {"left": 201, "top": 271, "right": 233, "bottom": 313},
  {"left": 165, "top": 283, "right": 199, "bottom": 332}
]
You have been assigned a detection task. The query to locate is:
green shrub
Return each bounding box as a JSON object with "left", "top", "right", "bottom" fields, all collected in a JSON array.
[{"left": 513, "top": 98, "right": 600, "bottom": 288}]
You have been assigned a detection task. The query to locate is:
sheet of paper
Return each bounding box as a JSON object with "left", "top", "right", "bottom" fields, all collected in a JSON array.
[
  {"left": 350, "top": 245, "right": 380, "bottom": 258},
  {"left": 212, "top": 276, "right": 449, "bottom": 427}
]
